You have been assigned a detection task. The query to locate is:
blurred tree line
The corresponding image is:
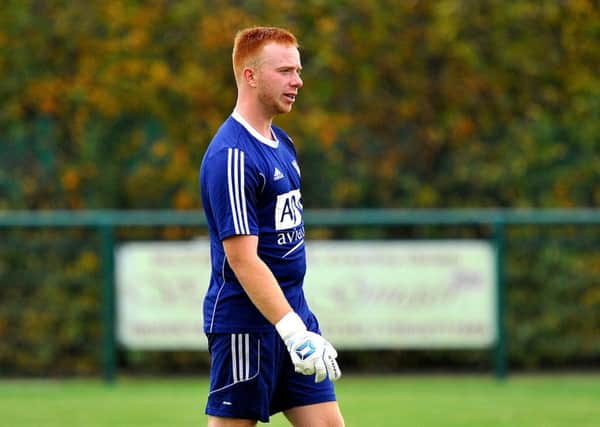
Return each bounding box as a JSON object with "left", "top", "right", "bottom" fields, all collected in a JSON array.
[
  {"left": 2, "top": 0, "right": 599, "bottom": 209},
  {"left": 1, "top": 0, "right": 600, "bottom": 375}
]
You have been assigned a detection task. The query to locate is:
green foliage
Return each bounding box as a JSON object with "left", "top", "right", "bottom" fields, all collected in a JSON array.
[
  {"left": 2, "top": 0, "right": 598, "bottom": 209},
  {"left": 0, "top": 229, "right": 102, "bottom": 375},
  {"left": 506, "top": 225, "right": 600, "bottom": 368},
  {"left": 1, "top": 1, "right": 600, "bottom": 374}
]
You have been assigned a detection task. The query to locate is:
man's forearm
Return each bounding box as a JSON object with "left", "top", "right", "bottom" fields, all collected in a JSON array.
[
  {"left": 223, "top": 235, "right": 292, "bottom": 325},
  {"left": 232, "top": 255, "right": 292, "bottom": 324}
]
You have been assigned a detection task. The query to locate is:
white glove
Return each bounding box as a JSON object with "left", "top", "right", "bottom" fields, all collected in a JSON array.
[{"left": 275, "top": 311, "right": 341, "bottom": 383}]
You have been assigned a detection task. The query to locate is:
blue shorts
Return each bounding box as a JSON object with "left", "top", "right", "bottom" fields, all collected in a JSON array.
[{"left": 205, "top": 323, "right": 337, "bottom": 422}]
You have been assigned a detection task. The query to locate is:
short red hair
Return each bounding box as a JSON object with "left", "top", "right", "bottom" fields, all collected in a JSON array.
[{"left": 232, "top": 26, "right": 299, "bottom": 83}]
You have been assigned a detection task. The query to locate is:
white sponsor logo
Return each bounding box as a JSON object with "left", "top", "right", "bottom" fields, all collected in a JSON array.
[
  {"left": 277, "top": 226, "right": 305, "bottom": 246},
  {"left": 275, "top": 189, "right": 302, "bottom": 231}
]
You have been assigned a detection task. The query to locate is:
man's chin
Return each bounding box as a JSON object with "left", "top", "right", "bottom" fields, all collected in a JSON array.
[{"left": 279, "top": 103, "right": 294, "bottom": 114}]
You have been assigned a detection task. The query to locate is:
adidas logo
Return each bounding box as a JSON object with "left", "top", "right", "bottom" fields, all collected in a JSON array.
[{"left": 273, "top": 167, "right": 284, "bottom": 181}]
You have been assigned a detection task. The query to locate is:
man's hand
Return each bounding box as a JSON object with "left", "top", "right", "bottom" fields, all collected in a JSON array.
[
  {"left": 276, "top": 312, "right": 342, "bottom": 383},
  {"left": 286, "top": 330, "right": 341, "bottom": 382}
]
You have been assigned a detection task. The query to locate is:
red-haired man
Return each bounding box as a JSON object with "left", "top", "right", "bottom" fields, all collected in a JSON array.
[{"left": 199, "top": 26, "right": 344, "bottom": 427}]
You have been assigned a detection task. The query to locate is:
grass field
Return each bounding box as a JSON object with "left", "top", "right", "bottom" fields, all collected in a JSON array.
[{"left": 1, "top": 374, "right": 599, "bottom": 426}]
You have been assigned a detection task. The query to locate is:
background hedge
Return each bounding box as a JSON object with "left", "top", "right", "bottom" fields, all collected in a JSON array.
[{"left": 1, "top": 0, "right": 599, "bottom": 375}]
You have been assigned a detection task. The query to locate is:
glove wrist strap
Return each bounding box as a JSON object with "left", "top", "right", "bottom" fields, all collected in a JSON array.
[{"left": 275, "top": 311, "right": 307, "bottom": 341}]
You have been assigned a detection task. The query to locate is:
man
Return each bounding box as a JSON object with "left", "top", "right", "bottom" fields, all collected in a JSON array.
[{"left": 199, "top": 27, "right": 344, "bottom": 427}]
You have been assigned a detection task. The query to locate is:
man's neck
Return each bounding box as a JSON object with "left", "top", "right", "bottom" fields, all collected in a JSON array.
[{"left": 234, "top": 100, "right": 274, "bottom": 140}]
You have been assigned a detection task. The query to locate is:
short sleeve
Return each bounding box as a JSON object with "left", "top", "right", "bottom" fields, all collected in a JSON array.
[{"left": 203, "top": 147, "right": 260, "bottom": 240}]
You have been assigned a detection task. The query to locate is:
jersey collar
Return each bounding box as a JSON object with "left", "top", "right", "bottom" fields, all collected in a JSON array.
[{"left": 232, "top": 110, "right": 279, "bottom": 148}]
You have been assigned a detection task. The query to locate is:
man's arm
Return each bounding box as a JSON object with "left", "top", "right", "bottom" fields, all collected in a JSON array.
[
  {"left": 222, "top": 234, "right": 292, "bottom": 325},
  {"left": 223, "top": 234, "right": 341, "bottom": 383}
]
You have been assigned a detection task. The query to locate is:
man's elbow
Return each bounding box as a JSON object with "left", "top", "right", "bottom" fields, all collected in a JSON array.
[{"left": 223, "top": 235, "right": 259, "bottom": 271}]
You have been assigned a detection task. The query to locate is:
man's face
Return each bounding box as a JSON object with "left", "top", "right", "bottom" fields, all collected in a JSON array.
[{"left": 253, "top": 42, "right": 303, "bottom": 115}]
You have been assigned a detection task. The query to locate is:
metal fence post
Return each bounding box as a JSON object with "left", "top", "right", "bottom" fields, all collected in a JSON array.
[
  {"left": 100, "top": 223, "right": 116, "bottom": 383},
  {"left": 493, "top": 221, "right": 507, "bottom": 379}
]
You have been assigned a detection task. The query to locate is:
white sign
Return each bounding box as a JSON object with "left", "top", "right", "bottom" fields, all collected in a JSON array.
[
  {"left": 115, "top": 241, "right": 210, "bottom": 349},
  {"left": 115, "top": 240, "right": 496, "bottom": 350},
  {"left": 304, "top": 241, "right": 497, "bottom": 349}
]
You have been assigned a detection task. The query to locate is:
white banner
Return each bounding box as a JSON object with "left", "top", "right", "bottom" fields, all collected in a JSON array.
[
  {"left": 115, "top": 240, "right": 496, "bottom": 350},
  {"left": 304, "top": 241, "right": 497, "bottom": 349},
  {"left": 115, "top": 241, "right": 210, "bottom": 349}
]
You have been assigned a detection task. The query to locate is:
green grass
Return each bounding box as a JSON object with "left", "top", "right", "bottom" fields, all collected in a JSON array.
[{"left": 1, "top": 374, "right": 599, "bottom": 426}]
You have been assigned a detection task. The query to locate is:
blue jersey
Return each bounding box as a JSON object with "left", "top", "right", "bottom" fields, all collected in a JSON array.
[{"left": 199, "top": 111, "right": 313, "bottom": 333}]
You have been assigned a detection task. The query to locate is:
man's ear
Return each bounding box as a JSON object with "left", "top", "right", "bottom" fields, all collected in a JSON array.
[{"left": 243, "top": 67, "right": 257, "bottom": 88}]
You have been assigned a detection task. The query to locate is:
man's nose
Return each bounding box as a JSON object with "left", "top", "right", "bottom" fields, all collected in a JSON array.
[{"left": 293, "top": 73, "right": 303, "bottom": 88}]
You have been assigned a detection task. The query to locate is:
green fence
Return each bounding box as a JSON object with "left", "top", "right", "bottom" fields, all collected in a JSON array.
[{"left": 2, "top": 208, "right": 600, "bottom": 382}]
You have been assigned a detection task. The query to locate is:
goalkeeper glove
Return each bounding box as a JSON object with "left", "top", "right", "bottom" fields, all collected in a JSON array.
[{"left": 275, "top": 311, "right": 341, "bottom": 383}]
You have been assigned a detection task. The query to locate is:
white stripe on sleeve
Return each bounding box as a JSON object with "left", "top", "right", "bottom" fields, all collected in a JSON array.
[
  {"left": 239, "top": 151, "right": 250, "bottom": 234},
  {"left": 227, "top": 149, "right": 240, "bottom": 234},
  {"left": 226, "top": 148, "right": 250, "bottom": 235}
]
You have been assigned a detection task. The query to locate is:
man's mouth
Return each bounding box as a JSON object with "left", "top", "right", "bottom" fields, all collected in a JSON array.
[{"left": 284, "top": 93, "right": 296, "bottom": 101}]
